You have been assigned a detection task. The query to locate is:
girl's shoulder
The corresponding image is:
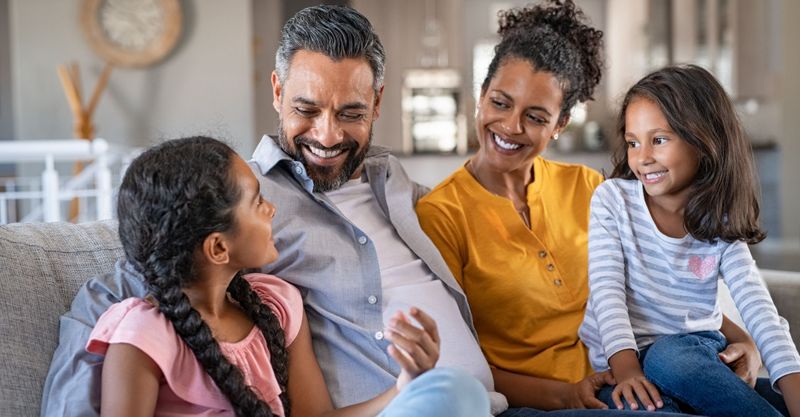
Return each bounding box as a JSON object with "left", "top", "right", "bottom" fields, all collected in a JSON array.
[
  {"left": 593, "top": 178, "right": 641, "bottom": 204},
  {"left": 86, "top": 297, "right": 190, "bottom": 377},
  {"left": 242, "top": 273, "right": 304, "bottom": 344}
]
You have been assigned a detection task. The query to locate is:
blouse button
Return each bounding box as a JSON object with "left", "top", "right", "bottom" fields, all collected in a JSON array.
[
  {"left": 554, "top": 279, "right": 563, "bottom": 286},
  {"left": 358, "top": 236, "right": 368, "bottom": 245},
  {"left": 374, "top": 331, "right": 384, "bottom": 340},
  {"left": 538, "top": 250, "right": 547, "bottom": 258},
  {"left": 546, "top": 264, "right": 555, "bottom": 272},
  {"left": 367, "top": 295, "right": 378, "bottom": 304}
]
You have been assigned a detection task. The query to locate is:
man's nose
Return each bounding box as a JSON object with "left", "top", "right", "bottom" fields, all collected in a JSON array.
[{"left": 311, "top": 114, "right": 344, "bottom": 148}]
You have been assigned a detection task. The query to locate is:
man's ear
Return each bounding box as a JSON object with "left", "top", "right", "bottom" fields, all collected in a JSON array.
[
  {"left": 271, "top": 71, "right": 283, "bottom": 113},
  {"left": 372, "top": 84, "right": 385, "bottom": 120},
  {"left": 201, "top": 232, "right": 230, "bottom": 266}
]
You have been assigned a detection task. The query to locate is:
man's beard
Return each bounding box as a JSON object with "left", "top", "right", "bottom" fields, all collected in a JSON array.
[{"left": 275, "top": 121, "right": 372, "bottom": 192}]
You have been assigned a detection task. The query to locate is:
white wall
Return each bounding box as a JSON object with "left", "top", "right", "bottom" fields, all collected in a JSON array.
[
  {"left": 9, "top": 0, "right": 256, "bottom": 154},
  {"left": 779, "top": 0, "right": 800, "bottom": 248},
  {"left": 0, "top": 0, "right": 12, "bottom": 143},
  {"left": 352, "top": 0, "right": 465, "bottom": 152}
]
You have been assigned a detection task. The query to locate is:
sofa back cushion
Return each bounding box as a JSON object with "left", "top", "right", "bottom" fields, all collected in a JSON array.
[{"left": 0, "top": 220, "right": 122, "bottom": 417}]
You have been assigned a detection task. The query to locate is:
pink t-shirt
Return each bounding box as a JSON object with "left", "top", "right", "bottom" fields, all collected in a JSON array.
[{"left": 87, "top": 273, "right": 302, "bottom": 417}]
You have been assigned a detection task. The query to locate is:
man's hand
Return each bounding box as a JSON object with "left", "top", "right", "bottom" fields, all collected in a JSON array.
[
  {"left": 384, "top": 307, "right": 440, "bottom": 390},
  {"left": 567, "top": 370, "right": 615, "bottom": 409},
  {"left": 719, "top": 340, "right": 761, "bottom": 387}
]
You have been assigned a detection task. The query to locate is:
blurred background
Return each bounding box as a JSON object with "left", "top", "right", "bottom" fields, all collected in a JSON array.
[{"left": 0, "top": 0, "right": 798, "bottom": 269}]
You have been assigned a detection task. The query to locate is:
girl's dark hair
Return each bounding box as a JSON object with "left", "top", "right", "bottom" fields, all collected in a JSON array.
[
  {"left": 117, "top": 137, "right": 290, "bottom": 416},
  {"left": 482, "top": 0, "right": 604, "bottom": 125},
  {"left": 611, "top": 65, "right": 766, "bottom": 244}
]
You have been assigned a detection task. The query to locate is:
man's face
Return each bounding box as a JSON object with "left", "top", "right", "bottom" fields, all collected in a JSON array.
[{"left": 272, "top": 50, "right": 383, "bottom": 192}]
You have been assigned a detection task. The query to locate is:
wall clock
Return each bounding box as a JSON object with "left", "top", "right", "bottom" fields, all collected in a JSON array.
[{"left": 80, "top": 0, "right": 182, "bottom": 67}]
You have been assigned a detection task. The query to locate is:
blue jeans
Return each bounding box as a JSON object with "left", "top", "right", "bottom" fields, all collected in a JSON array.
[
  {"left": 598, "top": 331, "right": 787, "bottom": 416},
  {"left": 378, "top": 367, "right": 489, "bottom": 417},
  {"left": 498, "top": 408, "right": 692, "bottom": 416}
]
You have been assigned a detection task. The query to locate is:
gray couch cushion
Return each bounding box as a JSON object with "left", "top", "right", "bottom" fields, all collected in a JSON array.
[{"left": 0, "top": 220, "right": 122, "bottom": 417}]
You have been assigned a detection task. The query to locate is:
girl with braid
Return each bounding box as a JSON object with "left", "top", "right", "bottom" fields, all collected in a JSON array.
[{"left": 87, "top": 137, "right": 443, "bottom": 417}]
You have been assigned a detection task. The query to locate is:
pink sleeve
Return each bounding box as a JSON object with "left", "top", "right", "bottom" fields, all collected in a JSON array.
[
  {"left": 243, "top": 273, "right": 304, "bottom": 346},
  {"left": 86, "top": 298, "right": 180, "bottom": 359},
  {"left": 86, "top": 298, "right": 231, "bottom": 409}
]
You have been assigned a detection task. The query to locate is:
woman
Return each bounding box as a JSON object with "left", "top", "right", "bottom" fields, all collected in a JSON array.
[{"left": 416, "top": 0, "right": 760, "bottom": 414}]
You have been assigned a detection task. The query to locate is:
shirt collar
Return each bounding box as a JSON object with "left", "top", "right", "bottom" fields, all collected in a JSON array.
[{"left": 250, "top": 134, "right": 293, "bottom": 176}]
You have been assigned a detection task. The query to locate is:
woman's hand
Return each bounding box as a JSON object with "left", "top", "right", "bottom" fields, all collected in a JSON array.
[
  {"left": 384, "top": 307, "right": 440, "bottom": 391},
  {"left": 567, "top": 370, "right": 615, "bottom": 409}
]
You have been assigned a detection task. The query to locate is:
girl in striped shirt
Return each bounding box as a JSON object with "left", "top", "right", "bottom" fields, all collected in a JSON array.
[{"left": 579, "top": 65, "right": 800, "bottom": 416}]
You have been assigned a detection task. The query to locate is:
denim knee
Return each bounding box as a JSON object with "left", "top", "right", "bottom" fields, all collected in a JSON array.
[
  {"left": 642, "top": 333, "right": 727, "bottom": 394},
  {"left": 416, "top": 368, "right": 490, "bottom": 415}
]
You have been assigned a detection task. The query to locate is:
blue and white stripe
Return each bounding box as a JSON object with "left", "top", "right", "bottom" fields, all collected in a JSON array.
[{"left": 578, "top": 178, "right": 800, "bottom": 388}]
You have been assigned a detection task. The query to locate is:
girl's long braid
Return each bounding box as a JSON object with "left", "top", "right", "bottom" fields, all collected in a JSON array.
[
  {"left": 145, "top": 258, "right": 276, "bottom": 417},
  {"left": 118, "top": 137, "right": 287, "bottom": 417},
  {"left": 228, "top": 272, "right": 291, "bottom": 416}
]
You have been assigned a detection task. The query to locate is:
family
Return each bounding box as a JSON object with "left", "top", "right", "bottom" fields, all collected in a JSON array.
[{"left": 40, "top": 2, "right": 800, "bottom": 417}]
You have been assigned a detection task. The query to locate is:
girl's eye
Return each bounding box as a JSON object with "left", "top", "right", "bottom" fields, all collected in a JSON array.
[
  {"left": 627, "top": 141, "right": 640, "bottom": 148},
  {"left": 653, "top": 136, "right": 668, "bottom": 145}
]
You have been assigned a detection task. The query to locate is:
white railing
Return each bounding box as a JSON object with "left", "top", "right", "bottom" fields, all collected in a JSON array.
[{"left": 0, "top": 138, "right": 138, "bottom": 224}]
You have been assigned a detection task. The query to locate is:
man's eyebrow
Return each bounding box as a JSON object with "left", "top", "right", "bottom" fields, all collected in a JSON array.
[
  {"left": 290, "top": 96, "right": 368, "bottom": 112},
  {"left": 291, "top": 96, "right": 317, "bottom": 106},
  {"left": 339, "top": 102, "right": 368, "bottom": 111}
]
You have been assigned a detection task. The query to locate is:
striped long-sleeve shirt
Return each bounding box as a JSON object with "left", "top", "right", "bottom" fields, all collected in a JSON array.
[{"left": 578, "top": 178, "right": 800, "bottom": 387}]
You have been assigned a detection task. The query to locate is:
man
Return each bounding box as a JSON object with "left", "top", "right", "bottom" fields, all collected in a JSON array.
[{"left": 41, "top": 5, "right": 493, "bottom": 417}]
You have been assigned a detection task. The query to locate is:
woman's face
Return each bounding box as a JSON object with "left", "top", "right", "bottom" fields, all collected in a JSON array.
[{"left": 475, "top": 58, "right": 565, "bottom": 173}]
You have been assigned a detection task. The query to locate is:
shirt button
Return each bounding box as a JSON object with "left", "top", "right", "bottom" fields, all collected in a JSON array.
[
  {"left": 294, "top": 165, "right": 303, "bottom": 174},
  {"left": 358, "top": 236, "right": 368, "bottom": 245},
  {"left": 367, "top": 295, "right": 378, "bottom": 304},
  {"left": 546, "top": 264, "right": 555, "bottom": 272},
  {"left": 374, "top": 331, "right": 384, "bottom": 340},
  {"left": 539, "top": 250, "right": 547, "bottom": 258},
  {"left": 554, "top": 279, "right": 563, "bottom": 286}
]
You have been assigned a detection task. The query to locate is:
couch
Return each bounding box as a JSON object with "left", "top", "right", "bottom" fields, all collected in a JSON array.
[{"left": 1, "top": 220, "right": 799, "bottom": 417}]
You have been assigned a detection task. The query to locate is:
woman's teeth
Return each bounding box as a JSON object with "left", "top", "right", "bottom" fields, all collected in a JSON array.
[{"left": 493, "top": 133, "right": 522, "bottom": 150}]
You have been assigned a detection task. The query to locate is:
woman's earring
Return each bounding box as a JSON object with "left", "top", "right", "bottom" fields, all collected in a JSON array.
[{"left": 553, "top": 133, "right": 559, "bottom": 141}]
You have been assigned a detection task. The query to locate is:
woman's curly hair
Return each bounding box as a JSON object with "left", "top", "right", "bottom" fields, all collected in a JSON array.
[
  {"left": 482, "top": 0, "right": 604, "bottom": 124},
  {"left": 117, "top": 136, "right": 289, "bottom": 416}
]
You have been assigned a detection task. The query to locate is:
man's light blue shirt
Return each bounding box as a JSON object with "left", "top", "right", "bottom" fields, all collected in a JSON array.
[{"left": 250, "top": 135, "right": 477, "bottom": 407}]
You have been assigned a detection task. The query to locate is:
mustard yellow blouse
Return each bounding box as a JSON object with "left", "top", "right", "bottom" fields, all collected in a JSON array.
[{"left": 416, "top": 156, "right": 603, "bottom": 383}]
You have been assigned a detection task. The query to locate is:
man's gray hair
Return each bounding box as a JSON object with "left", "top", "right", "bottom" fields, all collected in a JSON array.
[{"left": 275, "top": 5, "right": 386, "bottom": 93}]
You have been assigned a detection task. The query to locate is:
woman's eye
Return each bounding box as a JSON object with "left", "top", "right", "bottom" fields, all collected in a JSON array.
[
  {"left": 627, "top": 141, "right": 640, "bottom": 148},
  {"left": 653, "top": 137, "right": 668, "bottom": 145},
  {"left": 527, "top": 114, "right": 546, "bottom": 125},
  {"left": 491, "top": 99, "right": 508, "bottom": 109}
]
